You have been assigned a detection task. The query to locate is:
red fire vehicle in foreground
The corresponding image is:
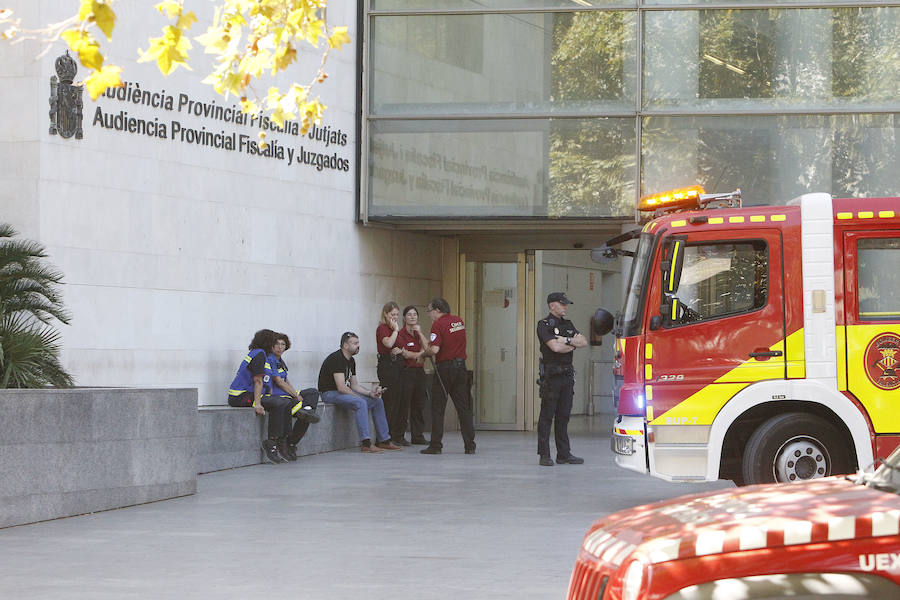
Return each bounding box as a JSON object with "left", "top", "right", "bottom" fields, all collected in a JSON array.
[
  {"left": 566, "top": 447, "right": 900, "bottom": 600},
  {"left": 593, "top": 189, "right": 899, "bottom": 485}
]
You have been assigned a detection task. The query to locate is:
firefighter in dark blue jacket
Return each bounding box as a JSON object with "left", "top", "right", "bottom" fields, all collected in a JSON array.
[
  {"left": 227, "top": 329, "right": 292, "bottom": 463},
  {"left": 266, "top": 332, "right": 321, "bottom": 462}
]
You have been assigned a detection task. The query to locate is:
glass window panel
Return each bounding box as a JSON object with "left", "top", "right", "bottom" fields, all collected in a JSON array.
[
  {"left": 372, "top": 1, "right": 634, "bottom": 10},
  {"left": 858, "top": 239, "right": 900, "bottom": 320},
  {"left": 646, "top": 0, "right": 862, "bottom": 5},
  {"left": 368, "top": 118, "right": 635, "bottom": 218},
  {"left": 370, "top": 12, "right": 637, "bottom": 115},
  {"left": 641, "top": 114, "right": 899, "bottom": 204},
  {"left": 644, "top": 8, "right": 900, "bottom": 111},
  {"left": 669, "top": 242, "right": 768, "bottom": 326}
]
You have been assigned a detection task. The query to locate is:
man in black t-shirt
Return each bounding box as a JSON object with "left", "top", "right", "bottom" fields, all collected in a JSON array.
[{"left": 318, "top": 332, "right": 400, "bottom": 453}]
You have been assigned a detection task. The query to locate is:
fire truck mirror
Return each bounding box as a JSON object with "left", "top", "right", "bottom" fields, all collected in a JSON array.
[
  {"left": 649, "top": 315, "right": 662, "bottom": 331},
  {"left": 592, "top": 308, "right": 614, "bottom": 337},
  {"left": 669, "top": 241, "right": 685, "bottom": 293},
  {"left": 590, "top": 246, "right": 618, "bottom": 265}
]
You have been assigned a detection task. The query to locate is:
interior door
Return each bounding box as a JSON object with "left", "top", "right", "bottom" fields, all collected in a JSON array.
[
  {"left": 467, "top": 260, "right": 522, "bottom": 429},
  {"left": 644, "top": 229, "right": 786, "bottom": 427}
]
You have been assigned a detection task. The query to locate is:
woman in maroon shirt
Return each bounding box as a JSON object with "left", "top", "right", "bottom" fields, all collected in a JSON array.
[
  {"left": 375, "top": 301, "right": 405, "bottom": 443},
  {"left": 396, "top": 305, "right": 429, "bottom": 445}
]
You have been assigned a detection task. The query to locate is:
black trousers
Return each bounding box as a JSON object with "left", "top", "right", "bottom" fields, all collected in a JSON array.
[
  {"left": 429, "top": 360, "right": 475, "bottom": 450},
  {"left": 399, "top": 366, "right": 426, "bottom": 441},
  {"left": 377, "top": 355, "right": 403, "bottom": 439},
  {"left": 537, "top": 372, "right": 574, "bottom": 459},
  {"left": 286, "top": 388, "right": 320, "bottom": 445},
  {"left": 228, "top": 392, "right": 291, "bottom": 440}
]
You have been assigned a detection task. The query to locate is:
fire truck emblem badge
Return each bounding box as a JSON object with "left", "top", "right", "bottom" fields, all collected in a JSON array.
[
  {"left": 864, "top": 333, "right": 900, "bottom": 391},
  {"left": 48, "top": 51, "right": 84, "bottom": 140}
]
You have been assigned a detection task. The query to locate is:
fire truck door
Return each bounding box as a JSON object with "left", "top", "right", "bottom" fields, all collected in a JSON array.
[
  {"left": 843, "top": 232, "right": 900, "bottom": 435},
  {"left": 644, "top": 229, "right": 786, "bottom": 429}
]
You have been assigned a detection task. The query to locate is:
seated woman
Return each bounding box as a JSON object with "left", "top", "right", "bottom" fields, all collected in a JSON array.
[
  {"left": 266, "top": 332, "right": 321, "bottom": 462},
  {"left": 227, "top": 329, "right": 292, "bottom": 464}
]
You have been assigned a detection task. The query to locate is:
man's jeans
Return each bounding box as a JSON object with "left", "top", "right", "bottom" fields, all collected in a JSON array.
[{"left": 321, "top": 391, "right": 390, "bottom": 443}]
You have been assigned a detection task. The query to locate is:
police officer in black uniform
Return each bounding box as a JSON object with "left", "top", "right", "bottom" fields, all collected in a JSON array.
[{"left": 536, "top": 292, "right": 588, "bottom": 467}]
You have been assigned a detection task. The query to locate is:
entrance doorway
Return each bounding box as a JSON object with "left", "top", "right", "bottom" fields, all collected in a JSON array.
[
  {"left": 462, "top": 250, "right": 622, "bottom": 433},
  {"left": 465, "top": 257, "right": 525, "bottom": 430}
]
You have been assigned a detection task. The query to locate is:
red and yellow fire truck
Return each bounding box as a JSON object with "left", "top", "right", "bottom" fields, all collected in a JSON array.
[
  {"left": 595, "top": 188, "right": 899, "bottom": 485},
  {"left": 567, "top": 448, "right": 900, "bottom": 599}
]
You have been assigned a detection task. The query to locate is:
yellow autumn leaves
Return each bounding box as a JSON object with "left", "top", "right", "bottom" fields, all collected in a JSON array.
[
  {"left": 56, "top": 1, "right": 120, "bottom": 100},
  {"left": 1, "top": 0, "right": 349, "bottom": 134}
]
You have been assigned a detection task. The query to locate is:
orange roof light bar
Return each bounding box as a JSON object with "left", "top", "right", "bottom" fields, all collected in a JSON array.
[{"left": 638, "top": 185, "right": 705, "bottom": 212}]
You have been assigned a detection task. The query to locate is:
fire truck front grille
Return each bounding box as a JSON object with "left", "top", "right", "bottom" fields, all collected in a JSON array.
[{"left": 567, "top": 555, "right": 611, "bottom": 600}]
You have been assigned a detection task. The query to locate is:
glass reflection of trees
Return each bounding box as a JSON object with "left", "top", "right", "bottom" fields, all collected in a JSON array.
[
  {"left": 646, "top": 8, "right": 900, "bottom": 108},
  {"left": 549, "top": 12, "right": 636, "bottom": 218}
]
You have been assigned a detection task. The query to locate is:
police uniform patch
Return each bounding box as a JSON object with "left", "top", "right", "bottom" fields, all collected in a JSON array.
[
  {"left": 430, "top": 333, "right": 437, "bottom": 342},
  {"left": 554, "top": 328, "right": 559, "bottom": 335}
]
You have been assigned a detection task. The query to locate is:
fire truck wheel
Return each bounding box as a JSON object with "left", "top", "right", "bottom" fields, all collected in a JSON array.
[{"left": 742, "top": 412, "right": 851, "bottom": 485}]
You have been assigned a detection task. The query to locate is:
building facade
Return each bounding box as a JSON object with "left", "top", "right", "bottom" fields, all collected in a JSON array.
[
  {"left": 1, "top": 1, "right": 896, "bottom": 431},
  {"left": 0, "top": 1, "right": 443, "bottom": 406},
  {"left": 359, "top": 0, "right": 899, "bottom": 431}
]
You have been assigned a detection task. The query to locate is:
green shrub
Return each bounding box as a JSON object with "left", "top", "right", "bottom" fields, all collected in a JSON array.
[{"left": 0, "top": 224, "right": 74, "bottom": 388}]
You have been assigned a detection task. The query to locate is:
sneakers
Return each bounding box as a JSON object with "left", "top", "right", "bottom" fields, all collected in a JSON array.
[
  {"left": 556, "top": 455, "right": 584, "bottom": 464},
  {"left": 261, "top": 439, "right": 286, "bottom": 464},
  {"left": 392, "top": 438, "right": 411, "bottom": 447},
  {"left": 376, "top": 440, "right": 402, "bottom": 451},
  {"left": 420, "top": 446, "right": 442, "bottom": 455},
  {"left": 539, "top": 455, "right": 554, "bottom": 466}
]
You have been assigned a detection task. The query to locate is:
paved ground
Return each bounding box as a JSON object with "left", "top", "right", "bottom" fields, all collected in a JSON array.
[{"left": 0, "top": 429, "right": 732, "bottom": 599}]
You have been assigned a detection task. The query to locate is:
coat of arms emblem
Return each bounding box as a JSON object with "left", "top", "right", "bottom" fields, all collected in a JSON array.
[
  {"left": 49, "top": 51, "right": 84, "bottom": 139},
  {"left": 864, "top": 332, "right": 900, "bottom": 391}
]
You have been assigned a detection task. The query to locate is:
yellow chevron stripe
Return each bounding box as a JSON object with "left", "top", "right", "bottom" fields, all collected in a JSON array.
[
  {"left": 650, "top": 329, "right": 805, "bottom": 425},
  {"left": 836, "top": 326, "right": 847, "bottom": 391},
  {"left": 785, "top": 328, "right": 806, "bottom": 379}
]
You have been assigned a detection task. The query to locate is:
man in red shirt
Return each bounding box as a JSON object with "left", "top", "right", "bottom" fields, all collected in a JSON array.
[{"left": 421, "top": 297, "right": 476, "bottom": 455}]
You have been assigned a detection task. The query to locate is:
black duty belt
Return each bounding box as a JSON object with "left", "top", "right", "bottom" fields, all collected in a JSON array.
[
  {"left": 544, "top": 363, "right": 574, "bottom": 377},
  {"left": 438, "top": 358, "right": 466, "bottom": 368}
]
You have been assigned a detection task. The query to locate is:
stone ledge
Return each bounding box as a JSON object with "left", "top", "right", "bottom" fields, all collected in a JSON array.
[
  {"left": 0, "top": 388, "right": 198, "bottom": 529},
  {"left": 197, "top": 402, "right": 361, "bottom": 473}
]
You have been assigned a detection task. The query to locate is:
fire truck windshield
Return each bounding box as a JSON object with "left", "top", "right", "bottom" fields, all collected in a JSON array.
[{"left": 621, "top": 232, "right": 656, "bottom": 338}]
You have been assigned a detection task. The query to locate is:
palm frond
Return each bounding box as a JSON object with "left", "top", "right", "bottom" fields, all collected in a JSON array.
[
  {"left": 0, "top": 224, "right": 74, "bottom": 388},
  {"left": 0, "top": 313, "right": 74, "bottom": 388}
]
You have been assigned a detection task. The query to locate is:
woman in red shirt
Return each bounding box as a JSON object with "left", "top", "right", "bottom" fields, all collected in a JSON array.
[
  {"left": 375, "top": 301, "right": 404, "bottom": 443},
  {"left": 396, "top": 305, "right": 430, "bottom": 445}
]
